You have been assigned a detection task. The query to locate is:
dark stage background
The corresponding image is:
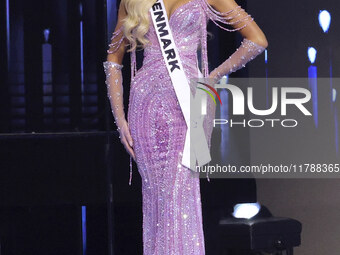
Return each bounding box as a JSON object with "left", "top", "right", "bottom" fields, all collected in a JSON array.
[{"left": 0, "top": 0, "right": 337, "bottom": 254}]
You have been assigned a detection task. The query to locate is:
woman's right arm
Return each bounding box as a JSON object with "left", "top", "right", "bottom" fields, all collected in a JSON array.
[
  {"left": 104, "top": 1, "right": 136, "bottom": 160},
  {"left": 106, "top": 1, "right": 128, "bottom": 63}
]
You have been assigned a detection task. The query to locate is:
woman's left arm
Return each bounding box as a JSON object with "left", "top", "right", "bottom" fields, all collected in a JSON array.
[{"left": 206, "top": 0, "right": 268, "bottom": 81}]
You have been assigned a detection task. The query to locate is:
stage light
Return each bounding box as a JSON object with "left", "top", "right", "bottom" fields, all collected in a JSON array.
[
  {"left": 319, "top": 10, "right": 331, "bottom": 33},
  {"left": 44, "top": 29, "right": 50, "bottom": 43},
  {"left": 264, "top": 49, "right": 268, "bottom": 64},
  {"left": 332, "top": 88, "right": 337, "bottom": 102},
  {"left": 232, "top": 202, "right": 261, "bottom": 219},
  {"left": 308, "top": 47, "right": 317, "bottom": 64}
]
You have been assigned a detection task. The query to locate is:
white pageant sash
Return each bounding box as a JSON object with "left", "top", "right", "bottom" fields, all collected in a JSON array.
[{"left": 149, "top": 0, "right": 211, "bottom": 171}]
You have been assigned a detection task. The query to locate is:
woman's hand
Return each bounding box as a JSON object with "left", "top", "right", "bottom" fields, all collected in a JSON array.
[{"left": 117, "top": 119, "right": 136, "bottom": 161}]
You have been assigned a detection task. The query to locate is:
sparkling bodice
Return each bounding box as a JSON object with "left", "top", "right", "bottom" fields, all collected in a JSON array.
[{"left": 142, "top": 0, "right": 207, "bottom": 73}]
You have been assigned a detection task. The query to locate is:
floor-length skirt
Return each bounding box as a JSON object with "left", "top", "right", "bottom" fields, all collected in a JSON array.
[{"left": 127, "top": 56, "right": 214, "bottom": 255}]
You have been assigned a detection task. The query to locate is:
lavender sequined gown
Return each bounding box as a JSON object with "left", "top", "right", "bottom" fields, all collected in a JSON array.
[{"left": 127, "top": 0, "right": 215, "bottom": 254}]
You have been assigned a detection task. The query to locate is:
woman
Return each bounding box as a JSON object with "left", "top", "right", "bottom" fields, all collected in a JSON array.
[{"left": 103, "top": 0, "right": 268, "bottom": 254}]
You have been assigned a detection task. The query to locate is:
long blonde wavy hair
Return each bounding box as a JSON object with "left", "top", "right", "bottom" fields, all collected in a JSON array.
[{"left": 122, "top": 0, "right": 156, "bottom": 52}]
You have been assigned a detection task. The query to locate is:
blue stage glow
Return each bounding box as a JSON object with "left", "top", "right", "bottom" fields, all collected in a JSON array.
[
  {"left": 332, "top": 88, "right": 337, "bottom": 103},
  {"left": 308, "top": 56, "right": 318, "bottom": 128},
  {"left": 308, "top": 47, "right": 317, "bottom": 64},
  {"left": 264, "top": 49, "right": 268, "bottom": 64},
  {"left": 82, "top": 206, "right": 87, "bottom": 255},
  {"left": 43, "top": 29, "right": 50, "bottom": 43},
  {"left": 6, "top": 0, "right": 10, "bottom": 63},
  {"left": 319, "top": 10, "right": 331, "bottom": 33},
  {"left": 80, "top": 2, "right": 85, "bottom": 102}
]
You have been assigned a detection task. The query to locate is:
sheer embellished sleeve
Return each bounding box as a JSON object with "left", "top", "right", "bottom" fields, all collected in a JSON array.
[
  {"left": 199, "top": 0, "right": 267, "bottom": 81},
  {"left": 103, "top": 61, "right": 125, "bottom": 130},
  {"left": 103, "top": 2, "right": 136, "bottom": 185},
  {"left": 104, "top": 0, "right": 128, "bottom": 128},
  {"left": 209, "top": 38, "right": 266, "bottom": 82},
  {"left": 200, "top": 0, "right": 254, "bottom": 32},
  {"left": 107, "top": 25, "right": 126, "bottom": 54},
  {"left": 104, "top": 19, "right": 127, "bottom": 131}
]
